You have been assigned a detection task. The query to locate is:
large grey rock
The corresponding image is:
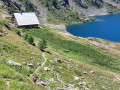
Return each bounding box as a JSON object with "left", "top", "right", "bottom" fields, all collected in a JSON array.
[
  {"left": 7, "top": 60, "right": 22, "bottom": 67},
  {"left": 83, "top": 71, "right": 87, "bottom": 74},
  {"left": 56, "top": 87, "right": 65, "bottom": 90},
  {"left": 74, "top": 76, "right": 79, "bottom": 81},
  {"left": 76, "top": 65, "right": 79, "bottom": 67},
  {"left": 44, "top": 67, "right": 50, "bottom": 71},
  {"left": 41, "top": 81, "right": 47, "bottom": 86},
  {"left": 80, "top": 76, "right": 84, "bottom": 79},
  {"left": 90, "top": 70, "right": 95, "bottom": 74},
  {"left": 79, "top": 81, "right": 87, "bottom": 86},
  {"left": 27, "top": 64, "right": 34, "bottom": 67},
  {"left": 55, "top": 58, "right": 62, "bottom": 63},
  {"left": 67, "top": 84, "right": 79, "bottom": 90},
  {"left": 37, "top": 81, "right": 47, "bottom": 86}
]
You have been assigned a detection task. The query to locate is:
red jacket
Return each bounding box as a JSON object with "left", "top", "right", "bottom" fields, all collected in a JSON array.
[{"left": 33, "top": 77, "right": 37, "bottom": 81}]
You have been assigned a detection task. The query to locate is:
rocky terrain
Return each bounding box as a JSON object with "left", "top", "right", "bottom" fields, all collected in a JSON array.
[{"left": 1, "top": 0, "right": 120, "bottom": 25}]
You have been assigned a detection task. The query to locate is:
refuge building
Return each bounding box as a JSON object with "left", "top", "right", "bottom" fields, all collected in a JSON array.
[{"left": 12, "top": 12, "right": 40, "bottom": 28}]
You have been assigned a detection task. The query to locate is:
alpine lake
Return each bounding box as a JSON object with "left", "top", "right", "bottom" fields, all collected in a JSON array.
[{"left": 67, "top": 14, "right": 120, "bottom": 42}]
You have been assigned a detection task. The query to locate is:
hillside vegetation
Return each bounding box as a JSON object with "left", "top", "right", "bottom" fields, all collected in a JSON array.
[
  {"left": 24, "top": 26, "right": 120, "bottom": 73},
  {"left": 1, "top": 0, "right": 120, "bottom": 90},
  {"left": 1, "top": 16, "right": 120, "bottom": 89},
  {"left": 0, "top": 17, "right": 47, "bottom": 89}
]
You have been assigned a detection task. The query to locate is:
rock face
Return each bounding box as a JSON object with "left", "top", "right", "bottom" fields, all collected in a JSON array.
[
  {"left": 35, "top": 0, "right": 120, "bottom": 20},
  {"left": 7, "top": 60, "right": 22, "bottom": 67}
]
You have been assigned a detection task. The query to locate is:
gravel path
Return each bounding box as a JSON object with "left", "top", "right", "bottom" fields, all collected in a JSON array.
[{"left": 34, "top": 53, "right": 47, "bottom": 73}]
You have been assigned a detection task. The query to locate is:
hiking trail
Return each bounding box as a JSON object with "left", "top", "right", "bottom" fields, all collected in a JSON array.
[{"left": 34, "top": 53, "right": 47, "bottom": 73}]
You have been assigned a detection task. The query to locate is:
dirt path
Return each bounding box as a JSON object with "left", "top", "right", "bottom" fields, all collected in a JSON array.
[
  {"left": 113, "top": 74, "right": 120, "bottom": 81},
  {"left": 34, "top": 53, "right": 47, "bottom": 73}
]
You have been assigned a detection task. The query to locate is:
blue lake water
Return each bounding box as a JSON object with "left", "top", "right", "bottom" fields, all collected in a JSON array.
[{"left": 67, "top": 14, "right": 120, "bottom": 42}]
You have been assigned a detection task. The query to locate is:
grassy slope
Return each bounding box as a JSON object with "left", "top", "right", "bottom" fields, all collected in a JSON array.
[
  {"left": 0, "top": 19, "right": 120, "bottom": 89},
  {"left": 0, "top": 19, "right": 46, "bottom": 90},
  {"left": 25, "top": 26, "right": 120, "bottom": 73},
  {"left": 0, "top": 3, "right": 120, "bottom": 89},
  {"left": 38, "top": 52, "right": 120, "bottom": 89},
  {"left": 22, "top": 26, "right": 120, "bottom": 89}
]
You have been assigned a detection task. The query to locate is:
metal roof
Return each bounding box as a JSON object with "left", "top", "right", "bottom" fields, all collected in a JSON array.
[{"left": 13, "top": 12, "right": 40, "bottom": 26}]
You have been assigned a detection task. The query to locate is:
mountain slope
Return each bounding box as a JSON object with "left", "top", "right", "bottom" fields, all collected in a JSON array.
[
  {"left": 1, "top": 18, "right": 120, "bottom": 89},
  {"left": 1, "top": 0, "right": 120, "bottom": 25},
  {"left": 1, "top": 1, "right": 120, "bottom": 90}
]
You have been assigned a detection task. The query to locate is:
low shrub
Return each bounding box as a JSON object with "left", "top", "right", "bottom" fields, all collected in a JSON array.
[
  {"left": 16, "top": 30, "right": 21, "bottom": 36},
  {"left": 27, "top": 35, "right": 34, "bottom": 44},
  {"left": 38, "top": 39, "right": 47, "bottom": 51}
]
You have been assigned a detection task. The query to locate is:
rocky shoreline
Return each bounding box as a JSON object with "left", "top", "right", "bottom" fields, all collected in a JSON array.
[{"left": 44, "top": 24, "right": 67, "bottom": 32}]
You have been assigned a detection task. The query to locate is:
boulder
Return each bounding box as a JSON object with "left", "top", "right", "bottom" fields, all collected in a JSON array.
[
  {"left": 64, "top": 84, "right": 69, "bottom": 87},
  {"left": 7, "top": 60, "right": 22, "bottom": 67},
  {"left": 90, "top": 71, "right": 95, "bottom": 74},
  {"left": 83, "top": 71, "right": 87, "bottom": 74},
  {"left": 76, "top": 65, "right": 79, "bottom": 67},
  {"left": 79, "top": 81, "right": 87, "bottom": 86},
  {"left": 102, "top": 86, "right": 106, "bottom": 89},
  {"left": 74, "top": 76, "right": 79, "bottom": 81},
  {"left": 80, "top": 76, "right": 84, "bottom": 79},
  {"left": 22, "top": 62, "right": 26, "bottom": 65},
  {"left": 37, "top": 81, "right": 47, "bottom": 86},
  {"left": 70, "top": 66, "right": 73, "bottom": 68},
  {"left": 52, "top": 73, "right": 55, "bottom": 76},
  {"left": 59, "top": 67, "right": 62, "bottom": 69},
  {"left": 79, "top": 82, "right": 84, "bottom": 85},
  {"left": 67, "top": 84, "right": 79, "bottom": 90},
  {"left": 85, "top": 87, "right": 90, "bottom": 90},
  {"left": 55, "top": 58, "right": 62, "bottom": 63},
  {"left": 41, "top": 81, "right": 47, "bottom": 86},
  {"left": 37, "top": 63, "right": 40, "bottom": 66},
  {"left": 82, "top": 81, "right": 87, "bottom": 86},
  {"left": 56, "top": 87, "right": 65, "bottom": 90},
  {"left": 49, "top": 78, "right": 54, "bottom": 82},
  {"left": 27, "top": 64, "right": 34, "bottom": 67},
  {"left": 44, "top": 67, "right": 50, "bottom": 71}
]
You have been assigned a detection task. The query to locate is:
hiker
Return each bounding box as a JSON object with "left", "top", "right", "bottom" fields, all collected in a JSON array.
[{"left": 33, "top": 75, "right": 37, "bottom": 85}]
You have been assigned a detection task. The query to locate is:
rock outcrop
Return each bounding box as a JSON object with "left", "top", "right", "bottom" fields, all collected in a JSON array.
[{"left": 7, "top": 60, "right": 22, "bottom": 67}]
